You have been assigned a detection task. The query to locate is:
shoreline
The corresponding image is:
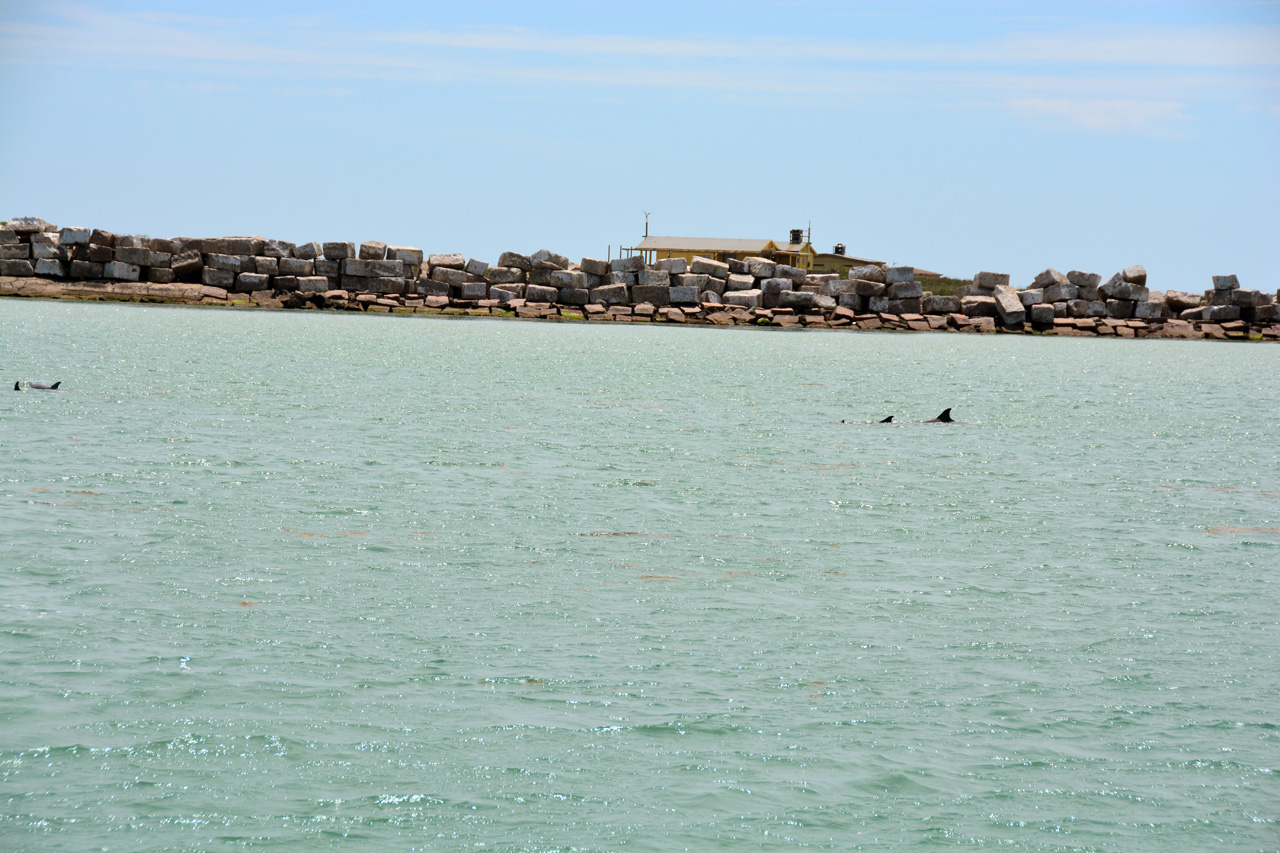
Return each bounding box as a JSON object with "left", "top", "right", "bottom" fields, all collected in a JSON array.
[{"left": 3, "top": 275, "right": 1276, "bottom": 341}]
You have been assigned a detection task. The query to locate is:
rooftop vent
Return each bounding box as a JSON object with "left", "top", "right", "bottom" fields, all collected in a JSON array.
[
  {"left": 833, "top": 243, "right": 846, "bottom": 256},
  {"left": 789, "top": 228, "right": 804, "bottom": 245}
]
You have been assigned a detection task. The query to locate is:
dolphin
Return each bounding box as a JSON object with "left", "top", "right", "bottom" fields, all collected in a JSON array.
[
  {"left": 879, "top": 415, "right": 894, "bottom": 423},
  {"left": 30, "top": 381, "right": 61, "bottom": 390},
  {"left": 924, "top": 408, "right": 955, "bottom": 423},
  {"left": 12, "top": 381, "right": 18, "bottom": 391}
]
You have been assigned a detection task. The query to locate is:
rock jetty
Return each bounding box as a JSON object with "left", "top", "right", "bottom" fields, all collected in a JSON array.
[{"left": 2, "top": 217, "right": 1276, "bottom": 341}]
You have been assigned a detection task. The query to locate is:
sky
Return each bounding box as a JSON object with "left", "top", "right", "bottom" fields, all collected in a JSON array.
[{"left": 1, "top": 0, "right": 1277, "bottom": 290}]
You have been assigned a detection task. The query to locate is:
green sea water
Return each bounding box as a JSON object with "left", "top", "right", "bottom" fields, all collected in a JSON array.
[{"left": 2, "top": 299, "right": 1278, "bottom": 852}]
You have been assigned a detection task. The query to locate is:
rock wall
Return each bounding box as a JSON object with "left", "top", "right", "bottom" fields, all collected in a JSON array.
[{"left": 2, "top": 217, "right": 1277, "bottom": 341}]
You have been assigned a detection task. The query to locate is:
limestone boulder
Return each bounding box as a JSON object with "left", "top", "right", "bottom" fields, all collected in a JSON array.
[
  {"left": 262, "top": 238, "right": 295, "bottom": 258},
  {"left": 1164, "top": 290, "right": 1201, "bottom": 312},
  {"left": 1122, "top": 264, "right": 1147, "bottom": 285},
  {"left": 993, "top": 286, "right": 1025, "bottom": 324},
  {"left": 923, "top": 295, "right": 960, "bottom": 314},
  {"left": 847, "top": 264, "right": 885, "bottom": 283},
  {"left": 610, "top": 255, "right": 645, "bottom": 274},
  {"left": 656, "top": 257, "right": 688, "bottom": 275},
  {"left": 773, "top": 262, "right": 803, "bottom": 281},
  {"left": 35, "top": 259, "right": 66, "bottom": 277},
  {"left": 778, "top": 290, "right": 815, "bottom": 310},
  {"left": 722, "top": 289, "right": 761, "bottom": 308},
  {"left": 1212, "top": 274, "right": 1240, "bottom": 291},
  {"left": 528, "top": 249, "right": 566, "bottom": 271},
  {"left": 487, "top": 266, "right": 525, "bottom": 285},
  {"left": 429, "top": 252, "right": 466, "bottom": 269},
  {"left": 104, "top": 261, "right": 141, "bottom": 281},
  {"left": 884, "top": 266, "right": 914, "bottom": 284},
  {"left": 639, "top": 269, "right": 670, "bottom": 286},
  {"left": 387, "top": 246, "right": 424, "bottom": 265},
  {"left": 323, "top": 242, "right": 355, "bottom": 260},
  {"left": 359, "top": 241, "right": 387, "bottom": 260},
  {"left": 887, "top": 280, "right": 923, "bottom": 299},
  {"left": 551, "top": 270, "right": 585, "bottom": 290},
  {"left": 690, "top": 256, "right": 730, "bottom": 279},
  {"left": 295, "top": 241, "right": 323, "bottom": 260},
  {"left": 1042, "top": 282, "right": 1077, "bottom": 303},
  {"left": 170, "top": 250, "right": 203, "bottom": 275},
  {"left": 972, "top": 271, "right": 1009, "bottom": 290},
  {"left": 669, "top": 285, "right": 699, "bottom": 304},
  {"left": 1018, "top": 288, "right": 1044, "bottom": 306},
  {"left": 0, "top": 259, "right": 34, "bottom": 276},
  {"left": 745, "top": 257, "right": 776, "bottom": 279},
  {"left": 525, "top": 284, "right": 557, "bottom": 303},
  {"left": 499, "top": 251, "right": 532, "bottom": 271},
  {"left": 606, "top": 271, "right": 636, "bottom": 286},
  {"left": 1032, "top": 268, "right": 1068, "bottom": 289},
  {"left": 589, "top": 284, "right": 630, "bottom": 305},
  {"left": 853, "top": 279, "right": 885, "bottom": 297},
  {"left": 724, "top": 273, "right": 755, "bottom": 291},
  {"left": 632, "top": 284, "right": 671, "bottom": 306},
  {"left": 580, "top": 257, "right": 610, "bottom": 276},
  {"left": 59, "top": 227, "right": 91, "bottom": 245}
]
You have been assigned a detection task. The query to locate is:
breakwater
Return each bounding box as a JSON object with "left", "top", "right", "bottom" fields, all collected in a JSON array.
[{"left": 3, "top": 216, "right": 1276, "bottom": 341}]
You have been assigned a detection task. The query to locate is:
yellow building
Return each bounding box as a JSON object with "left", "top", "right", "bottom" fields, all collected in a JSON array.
[{"left": 629, "top": 234, "right": 819, "bottom": 271}]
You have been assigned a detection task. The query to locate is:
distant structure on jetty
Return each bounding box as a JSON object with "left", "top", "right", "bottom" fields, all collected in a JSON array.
[{"left": 2, "top": 216, "right": 1276, "bottom": 341}]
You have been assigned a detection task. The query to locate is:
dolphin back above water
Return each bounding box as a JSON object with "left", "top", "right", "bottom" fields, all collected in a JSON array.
[
  {"left": 924, "top": 408, "right": 955, "bottom": 423},
  {"left": 24, "top": 381, "right": 62, "bottom": 390}
]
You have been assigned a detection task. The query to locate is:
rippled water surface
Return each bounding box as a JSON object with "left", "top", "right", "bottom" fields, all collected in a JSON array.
[{"left": 2, "top": 300, "right": 1278, "bottom": 851}]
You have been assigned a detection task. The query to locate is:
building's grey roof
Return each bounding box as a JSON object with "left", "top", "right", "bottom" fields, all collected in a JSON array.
[{"left": 635, "top": 236, "right": 774, "bottom": 253}]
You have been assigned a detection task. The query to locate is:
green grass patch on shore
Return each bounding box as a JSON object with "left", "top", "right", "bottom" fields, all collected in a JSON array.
[{"left": 917, "top": 276, "right": 971, "bottom": 296}]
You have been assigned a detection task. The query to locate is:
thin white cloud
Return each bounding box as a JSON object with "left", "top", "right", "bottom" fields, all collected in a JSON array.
[
  {"left": 1007, "top": 99, "right": 1190, "bottom": 133},
  {"left": 3, "top": 4, "right": 1276, "bottom": 136}
]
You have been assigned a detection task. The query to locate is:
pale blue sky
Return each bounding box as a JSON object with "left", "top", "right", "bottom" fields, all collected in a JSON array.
[{"left": 2, "top": 1, "right": 1277, "bottom": 290}]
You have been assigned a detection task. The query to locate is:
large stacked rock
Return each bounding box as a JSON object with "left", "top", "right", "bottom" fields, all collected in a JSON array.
[
  {"left": 5, "top": 217, "right": 1277, "bottom": 339},
  {"left": 0, "top": 217, "right": 420, "bottom": 300}
]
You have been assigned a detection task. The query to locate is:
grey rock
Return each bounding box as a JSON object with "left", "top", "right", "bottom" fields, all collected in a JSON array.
[
  {"left": 1029, "top": 304, "right": 1055, "bottom": 325},
  {"left": 610, "top": 255, "right": 645, "bottom": 274},
  {"left": 887, "top": 280, "right": 923, "bottom": 299},
  {"left": 0, "top": 244, "right": 29, "bottom": 260},
  {"left": 989, "top": 287, "right": 1023, "bottom": 324},
  {"left": 724, "top": 273, "right": 755, "bottom": 291},
  {"left": 589, "top": 284, "right": 630, "bottom": 305},
  {"left": 745, "top": 256, "right": 776, "bottom": 279},
  {"left": 884, "top": 266, "right": 914, "bottom": 284},
  {"left": 279, "top": 257, "right": 313, "bottom": 276},
  {"left": 171, "top": 250, "right": 203, "bottom": 275},
  {"left": 148, "top": 251, "right": 171, "bottom": 269},
  {"left": 295, "top": 241, "right": 323, "bottom": 260},
  {"left": 632, "top": 284, "right": 671, "bottom": 306},
  {"left": 923, "top": 294, "right": 960, "bottom": 314},
  {"left": 525, "top": 284, "right": 558, "bottom": 303},
  {"left": 775, "top": 264, "right": 807, "bottom": 283},
  {"left": 34, "top": 258, "right": 66, "bottom": 277},
  {"left": 31, "top": 243, "right": 63, "bottom": 260},
  {"left": 465, "top": 258, "right": 489, "bottom": 278},
  {"left": 580, "top": 257, "right": 610, "bottom": 276},
  {"left": 115, "top": 246, "right": 151, "bottom": 265},
  {"left": 1134, "top": 300, "right": 1168, "bottom": 320},
  {"left": 690, "top": 256, "right": 730, "bottom": 279},
  {"left": 656, "top": 257, "right": 688, "bottom": 275},
  {"left": 0, "top": 259, "right": 34, "bottom": 276},
  {"left": 262, "top": 238, "right": 295, "bottom": 258},
  {"left": 487, "top": 266, "right": 525, "bottom": 284},
  {"left": 1032, "top": 268, "right": 1068, "bottom": 289},
  {"left": 1122, "top": 264, "right": 1147, "bottom": 285},
  {"left": 669, "top": 285, "right": 699, "bottom": 304},
  {"left": 495, "top": 251, "right": 530, "bottom": 271},
  {"left": 1042, "top": 283, "right": 1077, "bottom": 303},
  {"left": 1067, "top": 270, "right": 1101, "bottom": 288},
  {"left": 606, "top": 271, "right": 637, "bottom": 286},
  {"left": 777, "top": 290, "right": 815, "bottom": 309},
  {"left": 531, "top": 249, "right": 569, "bottom": 270},
  {"left": 387, "top": 246, "right": 424, "bottom": 265},
  {"left": 206, "top": 253, "right": 242, "bottom": 273},
  {"left": 455, "top": 281, "right": 489, "bottom": 300},
  {"left": 1106, "top": 299, "right": 1135, "bottom": 319},
  {"left": 237, "top": 272, "right": 271, "bottom": 292},
  {"left": 359, "top": 241, "right": 387, "bottom": 260},
  {"left": 1231, "top": 289, "right": 1272, "bottom": 308},
  {"left": 1204, "top": 304, "right": 1241, "bottom": 322},
  {"left": 490, "top": 286, "right": 524, "bottom": 304},
  {"left": 722, "top": 289, "right": 761, "bottom": 308},
  {"left": 253, "top": 256, "right": 278, "bottom": 276},
  {"left": 430, "top": 267, "right": 472, "bottom": 286},
  {"left": 104, "top": 260, "right": 141, "bottom": 281},
  {"left": 323, "top": 242, "right": 355, "bottom": 260},
  {"left": 6, "top": 216, "right": 54, "bottom": 234},
  {"left": 972, "top": 271, "right": 1010, "bottom": 290},
  {"left": 638, "top": 269, "right": 670, "bottom": 286},
  {"left": 1018, "top": 288, "right": 1044, "bottom": 306},
  {"left": 0, "top": 229, "right": 18, "bottom": 245},
  {"left": 675, "top": 273, "right": 711, "bottom": 294},
  {"left": 59, "top": 227, "right": 91, "bottom": 245},
  {"left": 1086, "top": 301, "right": 1108, "bottom": 317},
  {"left": 1066, "top": 299, "right": 1090, "bottom": 318},
  {"left": 1164, "top": 290, "right": 1201, "bottom": 312},
  {"left": 1212, "top": 274, "right": 1240, "bottom": 291},
  {"left": 852, "top": 279, "right": 885, "bottom": 297},
  {"left": 429, "top": 252, "right": 466, "bottom": 269},
  {"left": 551, "top": 269, "right": 585, "bottom": 290},
  {"left": 847, "top": 264, "right": 885, "bottom": 283},
  {"left": 70, "top": 260, "right": 103, "bottom": 278}
]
